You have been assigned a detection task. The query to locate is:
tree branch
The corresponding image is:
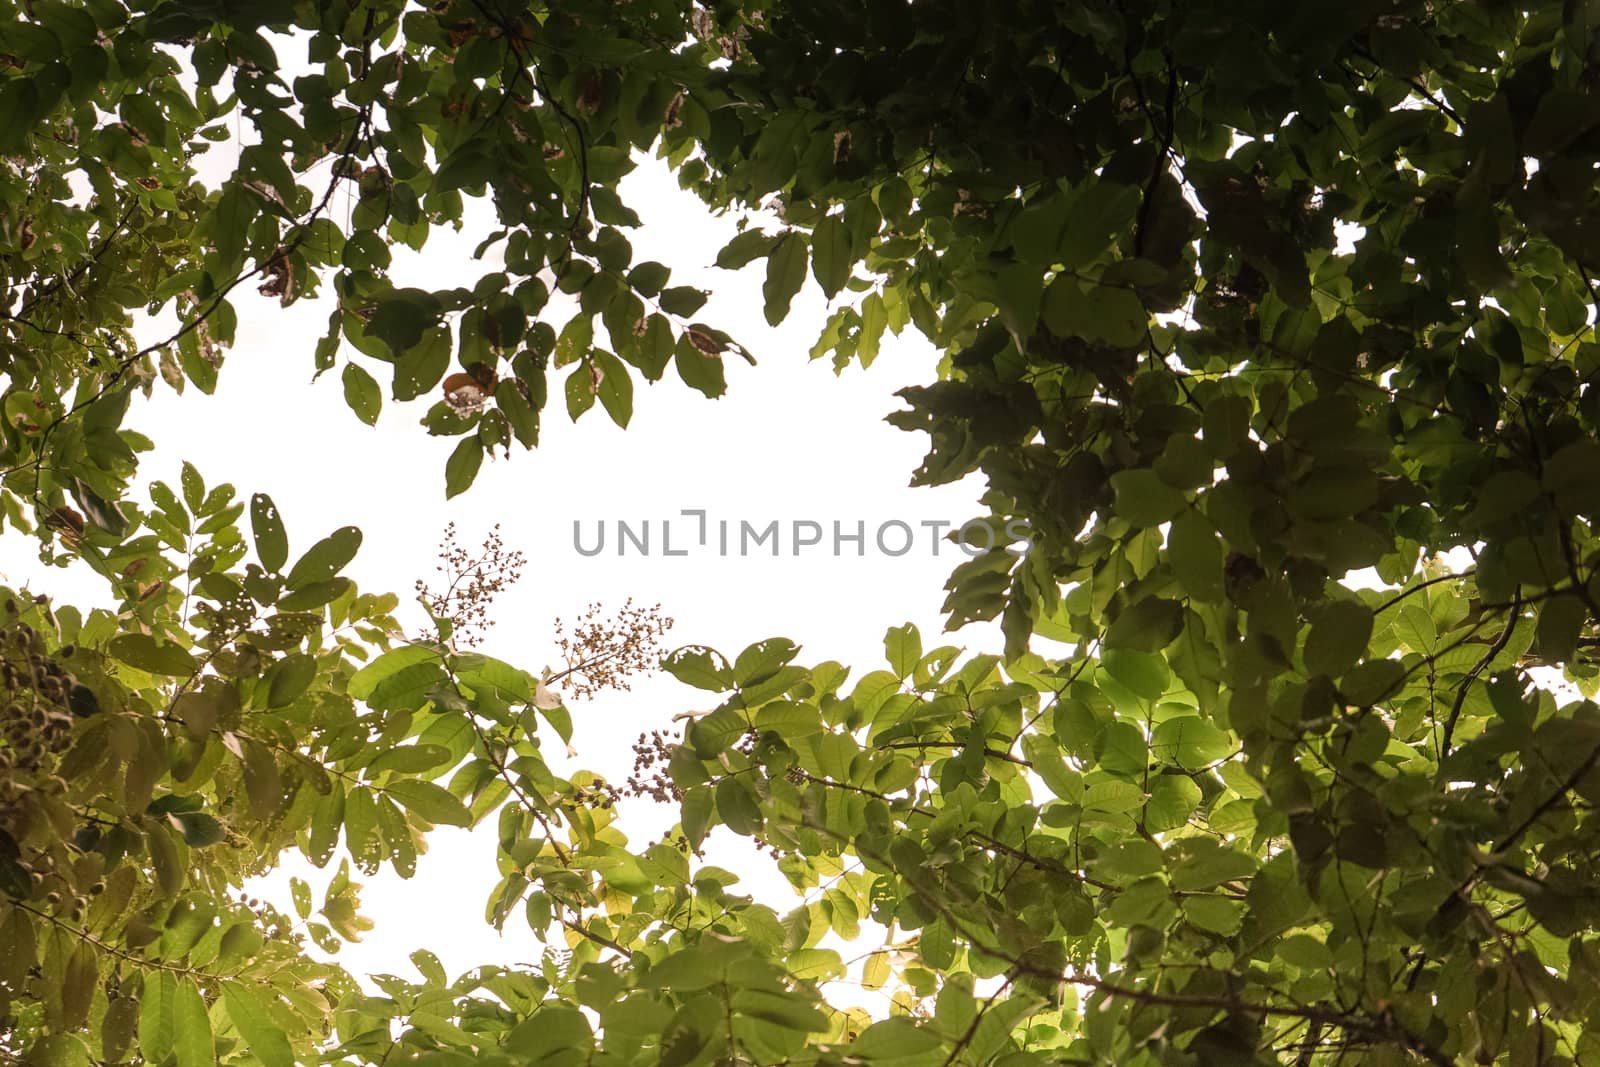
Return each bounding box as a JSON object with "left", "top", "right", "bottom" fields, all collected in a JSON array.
[
  {"left": 1132, "top": 53, "right": 1178, "bottom": 260},
  {"left": 1439, "top": 588, "right": 1519, "bottom": 758}
]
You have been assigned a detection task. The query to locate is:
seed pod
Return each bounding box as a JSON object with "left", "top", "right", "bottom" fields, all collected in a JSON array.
[{"left": 67, "top": 684, "right": 98, "bottom": 718}]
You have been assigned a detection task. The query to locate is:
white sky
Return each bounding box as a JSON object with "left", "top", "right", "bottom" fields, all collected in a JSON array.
[{"left": 2, "top": 158, "right": 1003, "bottom": 991}]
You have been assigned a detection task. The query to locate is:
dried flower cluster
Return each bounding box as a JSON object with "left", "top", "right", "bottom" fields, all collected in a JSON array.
[
  {"left": 414, "top": 523, "right": 526, "bottom": 647},
  {"left": 550, "top": 600, "right": 672, "bottom": 701}
]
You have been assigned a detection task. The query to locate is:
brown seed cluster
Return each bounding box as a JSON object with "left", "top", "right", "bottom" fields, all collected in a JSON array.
[
  {"left": 571, "top": 779, "right": 623, "bottom": 811},
  {"left": 0, "top": 608, "right": 89, "bottom": 920},
  {"left": 550, "top": 600, "right": 672, "bottom": 701},
  {"left": 643, "top": 830, "right": 700, "bottom": 858},
  {"left": 626, "top": 727, "right": 683, "bottom": 804},
  {"left": 415, "top": 523, "right": 527, "bottom": 647},
  {"left": 237, "top": 891, "right": 297, "bottom": 943},
  {"left": 1, "top": 618, "right": 77, "bottom": 793}
]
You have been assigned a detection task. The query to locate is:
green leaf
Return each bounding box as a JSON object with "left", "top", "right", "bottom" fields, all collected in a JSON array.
[
  {"left": 884, "top": 623, "right": 920, "bottom": 679},
  {"left": 1183, "top": 894, "right": 1245, "bottom": 935},
  {"left": 995, "top": 263, "right": 1043, "bottom": 342},
  {"left": 108, "top": 634, "right": 198, "bottom": 676},
  {"left": 505, "top": 1004, "right": 593, "bottom": 1059},
  {"left": 1060, "top": 180, "right": 1142, "bottom": 265},
  {"left": 674, "top": 336, "right": 727, "bottom": 398},
  {"left": 249, "top": 493, "right": 288, "bottom": 572},
  {"left": 566, "top": 361, "right": 600, "bottom": 421},
  {"left": 658, "top": 286, "right": 708, "bottom": 316},
  {"left": 369, "top": 292, "right": 441, "bottom": 356},
  {"left": 852, "top": 1017, "right": 942, "bottom": 1059},
  {"left": 1465, "top": 469, "right": 1541, "bottom": 527},
  {"left": 1304, "top": 600, "right": 1373, "bottom": 677},
  {"left": 1041, "top": 277, "right": 1147, "bottom": 346},
  {"left": 810, "top": 215, "right": 851, "bottom": 298},
  {"left": 341, "top": 363, "right": 382, "bottom": 426},
  {"left": 716, "top": 228, "right": 778, "bottom": 269},
  {"left": 1150, "top": 716, "right": 1232, "bottom": 770},
  {"left": 107, "top": 987, "right": 145, "bottom": 1060},
  {"left": 1105, "top": 597, "right": 1184, "bottom": 652},
  {"left": 383, "top": 779, "right": 473, "bottom": 827},
  {"left": 1145, "top": 774, "right": 1201, "bottom": 832},
  {"left": 432, "top": 145, "right": 497, "bottom": 191},
  {"left": 641, "top": 946, "right": 725, "bottom": 993},
  {"left": 60, "top": 942, "right": 95, "bottom": 1030},
  {"left": 1169, "top": 840, "right": 1257, "bottom": 890},
  {"left": 627, "top": 260, "right": 672, "bottom": 296},
  {"left": 1538, "top": 595, "right": 1586, "bottom": 664},
  {"left": 1542, "top": 439, "right": 1600, "bottom": 512},
  {"left": 1276, "top": 934, "right": 1332, "bottom": 971},
  {"left": 1084, "top": 780, "right": 1146, "bottom": 813},
  {"left": 172, "top": 978, "right": 213, "bottom": 1067},
  {"left": 348, "top": 646, "right": 441, "bottom": 702},
  {"left": 1096, "top": 720, "right": 1149, "bottom": 776},
  {"left": 1021, "top": 733, "right": 1080, "bottom": 801},
  {"left": 391, "top": 330, "right": 450, "bottom": 401},
  {"left": 859, "top": 292, "right": 888, "bottom": 368},
  {"left": 308, "top": 787, "right": 344, "bottom": 867},
  {"left": 762, "top": 232, "right": 808, "bottom": 326},
  {"left": 170, "top": 810, "right": 225, "bottom": 848},
  {"left": 554, "top": 313, "right": 593, "bottom": 368},
  {"left": 628, "top": 313, "right": 675, "bottom": 381},
  {"left": 456, "top": 653, "right": 535, "bottom": 702},
  {"left": 495, "top": 377, "right": 543, "bottom": 446},
  {"left": 343, "top": 786, "right": 379, "bottom": 869},
  {"left": 179, "top": 463, "right": 204, "bottom": 511},
  {"left": 284, "top": 526, "right": 362, "bottom": 589},
  {"left": 72, "top": 477, "right": 128, "bottom": 536},
  {"left": 27, "top": 1034, "right": 91, "bottom": 1067},
  {"left": 139, "top": 972, "right": 176, "bottom": 1065},
  {"left": 734, "top": 637, "right": 801, "bottom": 686},
  {"left": 265, "top": 653, "right": 316, "bottom": 707},
  {"left": 212, "top": 924, "right": 263, "bottom": 973},
  {"left": 1101, "top": 648, "right": 1169, "bottom": 701},
  {"left": 221, "top": 982, "right": 294, "bottom": 1067},
  {"left": 592, "top": 349, "right": 634, "bottom": 428},
  {"left": 277, "top": 578, "right": 351, "bottom": 612},
  {"left": 445, "top": 436, "right": 483, "bottom": 499},
  {"left": 1167, "top": 512, "right": 1223, "bottom": 602},
  {"left": 209, "top": 183, "right": 254, "bottom": 269},
  {"left": 1110, "top": 469, "right": 1185, "bottom": 527},
  {"left": 1340, "top": 659, "right": 1406, "bottom": 706},
  {"left": 366, "top": 744, "right": 452, "bottom": 776},
  {"left": 715, "top": 776, "right": 762, "bottom": 835},
  {"left": 681, "top": 787, "right": 713, "bottom": 849},
  {"left": 1393, "top": 604, "right": 1437, "bottom": 654},
  {"left": 731, "top": 988, "right": 829, "bottom": 1031},
  {"left": 788, "top": 947, "right": 845, "bottom": 980}
]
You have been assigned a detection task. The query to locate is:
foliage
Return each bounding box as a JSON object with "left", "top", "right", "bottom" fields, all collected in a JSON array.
[{"left": 4, "top": 0, "right": 1600, "bottom": 1064}]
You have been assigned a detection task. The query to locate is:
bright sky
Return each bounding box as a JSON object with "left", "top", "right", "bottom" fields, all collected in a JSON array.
[{"left": 2, "top": 157, "right": 1003, "bottom": 989}]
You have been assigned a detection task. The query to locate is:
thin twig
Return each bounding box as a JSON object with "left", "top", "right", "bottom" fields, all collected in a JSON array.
[{"left": 1439, "top": 588, "right": 1519, "bottom": 758}]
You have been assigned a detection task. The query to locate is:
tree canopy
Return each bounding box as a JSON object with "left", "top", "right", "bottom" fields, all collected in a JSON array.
[{"left": 5, "top": 0, "right": 1600, "bottom": 1064}]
